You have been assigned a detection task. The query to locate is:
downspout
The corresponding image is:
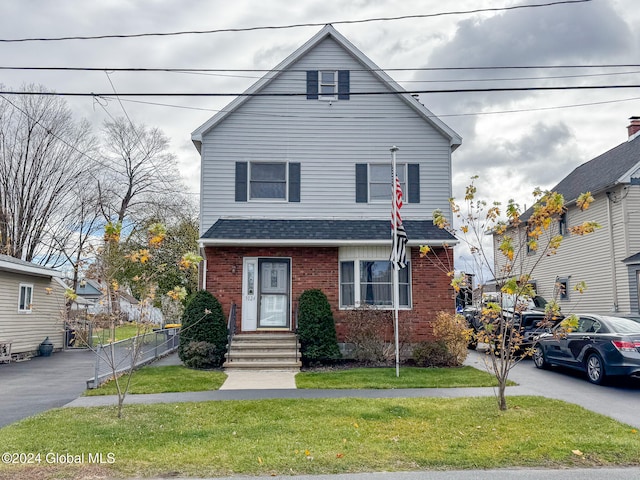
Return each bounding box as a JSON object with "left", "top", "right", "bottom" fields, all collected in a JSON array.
[
  {"left": 606, "top": 192, "right": 619, "bottom": 312},
  {"left": 199, "top": 241, "right": 207, "bottom": 291}
]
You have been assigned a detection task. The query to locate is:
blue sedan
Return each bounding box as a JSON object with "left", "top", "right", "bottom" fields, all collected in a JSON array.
[{"left": 532, "top": 314, "right": 640, "bottom": 385}]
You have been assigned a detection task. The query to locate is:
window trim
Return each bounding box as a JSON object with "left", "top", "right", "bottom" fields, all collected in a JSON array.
[
  {"left": 248, "top": 161, "right": 288, "bottom": 202},
  {"left": 319, "top": 70, "right": 338, "bottom": 101},
  {"left": 368, "top": 163, "right": 407, "bottom": 203},
  {"left": 339, "top": 259, "right": 412, "bottom": 310},
  {"left": 18, "top": 283, "right": 33, "bottom": 313}
]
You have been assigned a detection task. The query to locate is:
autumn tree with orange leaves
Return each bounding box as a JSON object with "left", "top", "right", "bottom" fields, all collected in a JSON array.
[
  {"left": 420, "top": 176, "right": 599, "bottom": 411},
  {"left": 85, "top": 220, "right": 201, "bottom": 418}
]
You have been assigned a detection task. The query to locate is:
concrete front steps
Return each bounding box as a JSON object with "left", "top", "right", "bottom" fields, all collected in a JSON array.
[{"left": 223, "top": 333, "right": 301, "bottom": 371}]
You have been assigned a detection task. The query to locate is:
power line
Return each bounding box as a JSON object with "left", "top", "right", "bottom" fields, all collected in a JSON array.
[
  {"left": 6, "top": 63, "right": 640, "bottom": 74},
  {"left": 1, "top": 84, "right": 640, "bottom": 98},
  {"left": 105, "top": 93, "right": 640, "bottom": 120},
  {"left": 0, "top": 0, "right": 591, "bottom": 43}
]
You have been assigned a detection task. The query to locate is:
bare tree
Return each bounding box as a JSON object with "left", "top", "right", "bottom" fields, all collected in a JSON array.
[
  {"left": 98, "top": 117, "right": 185, "bottom": 232},
  {"left": 0, "top": 84, "right": 96, "bottom": 262}
]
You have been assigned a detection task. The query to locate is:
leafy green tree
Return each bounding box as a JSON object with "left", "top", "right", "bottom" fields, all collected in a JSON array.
[
  {"left": 179, "top": 290, "right": 227, "bottom": 368},
  {"left": 297, "top": 289, "right": 341, "bottom": 365}
]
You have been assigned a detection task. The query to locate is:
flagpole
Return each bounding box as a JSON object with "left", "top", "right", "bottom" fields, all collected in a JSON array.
[{"left": 390, "top": 145, "right": 400, "bottom": 378}]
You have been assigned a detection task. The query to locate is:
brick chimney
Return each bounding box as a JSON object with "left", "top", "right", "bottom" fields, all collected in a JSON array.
[{"left": 628, "top": 116, "right": 640, "bottom": 139}]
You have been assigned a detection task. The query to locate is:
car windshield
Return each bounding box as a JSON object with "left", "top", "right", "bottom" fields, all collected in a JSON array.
[{"left": 603, "top": 316, "right": 640, "bottom": 334}]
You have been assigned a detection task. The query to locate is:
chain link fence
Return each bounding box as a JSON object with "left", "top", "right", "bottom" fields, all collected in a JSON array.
[{"left": 87, "top": 328, "right": 180, "bottom": 389}]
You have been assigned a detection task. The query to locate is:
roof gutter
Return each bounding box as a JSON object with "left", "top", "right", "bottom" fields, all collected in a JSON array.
[
  {"left": 198, "top": 238, "right": 458, "bottom": 248},
  {"left": 0, "top": 260, "right": 63, "bottom": 278}
]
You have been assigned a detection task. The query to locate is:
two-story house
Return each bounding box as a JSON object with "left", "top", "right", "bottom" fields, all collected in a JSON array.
[
  {"left": 493, "top": 117, "right": 640, "bottom": 316},
  {"left": 191, "top": 25, "right": 462, "bottom": 354}
]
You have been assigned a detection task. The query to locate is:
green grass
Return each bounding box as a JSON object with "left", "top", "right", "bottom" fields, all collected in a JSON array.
[
  {"left": 296, "top": 366, "right": 512, "bottom": 389},
  {"left": 1, "top": 397, "right": 638, "bottom": 479},
  {"left": 84, "top": 365, "right": 227, "bottom": 396},
  {"left": 90, "top": 323, "right": 154, "bottom": 345}
]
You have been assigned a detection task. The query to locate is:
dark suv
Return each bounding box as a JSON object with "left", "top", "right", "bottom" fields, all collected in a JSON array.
[{"left": 463, "top": 298, "right": 560, "bottom": 350}]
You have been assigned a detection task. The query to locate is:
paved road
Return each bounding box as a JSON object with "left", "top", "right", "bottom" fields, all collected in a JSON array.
[
  {"left": 158, "top": 468, "right": 640, "bottom": 480},
  {"left": 465, "top": 349, "right": 640, "bottom": 428},
  {"left": 0, "top": 349, "right": 94, "bottom": 428}
]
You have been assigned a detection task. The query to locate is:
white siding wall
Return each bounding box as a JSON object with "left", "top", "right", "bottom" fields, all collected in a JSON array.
[
  {"left": 200, "top": 37, "right": 453, "bottom": 234},
  {"left": 0, "top": 272, "right": 66, "bottom": 354}
]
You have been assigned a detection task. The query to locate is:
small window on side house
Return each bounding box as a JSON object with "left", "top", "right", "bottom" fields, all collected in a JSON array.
[
  {"left": 18, "top": 284, "right": 33, "bottom": 312},
  {"left": 557, "top": 278, "right": 569, "bottom": 300},
  {"left": 558, "top": 212, "right": 568, "bottom": 236}
]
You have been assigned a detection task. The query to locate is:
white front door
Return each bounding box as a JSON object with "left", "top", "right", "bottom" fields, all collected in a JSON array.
[{"left": 241, "top": 258, "right": 258, "bottom": 331}]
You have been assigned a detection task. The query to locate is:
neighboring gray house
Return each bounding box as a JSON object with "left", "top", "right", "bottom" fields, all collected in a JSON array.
[
  {"left": 0, "top": 254, "right": 65, "bottom": 359},
  {"left": 191, "top": 25, "right": 462, "bottom": 345},
  {"left": 494, "top": 117, "right": 640, "bottom": 316}
]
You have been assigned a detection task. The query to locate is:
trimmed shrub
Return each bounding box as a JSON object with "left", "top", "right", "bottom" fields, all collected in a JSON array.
[
  {"left": 412, "top": 340, "right": 457, "bottom": 367},
  {"left": 412, "top": 311, "right": 472, "bottom": 367},
  {"left": 182, "top": 341, "right": 219, "bottom": 369},
  {"left": 178, "top": 290, "right": 227, "bottom": 368},
  {"left": 431, "top": 311, "right": 472, "bottom": 366},
  {"left": 297, "top": 289, "right": 341, "bottom": 365}
]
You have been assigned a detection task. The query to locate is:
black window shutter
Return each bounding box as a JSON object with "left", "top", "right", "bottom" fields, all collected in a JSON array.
[
  {"left": 407, "top": 163, "right": 420, "bottom": 203},
  {"left": 306, "top": 71, "right": 318, "bottom": 99},
  {"left": 338, "top": 70, "right": 350, "bottom": 100},
  {"left": 355, "top": 164, "right": 368, "bottom": 203},
  {"left": 235, "top": 162, "right": 248, "bottom": 202},
  {"left": 289, "top": 162, "right": 301, "bottom": 202}
]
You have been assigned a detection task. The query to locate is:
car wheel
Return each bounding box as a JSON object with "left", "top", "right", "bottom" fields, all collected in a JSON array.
[
  {"left": 533, "top": 344, "right": 548, "bottom": 369},
  {"left": 585, "top": 352, "right": 606, "bottom": 385}
]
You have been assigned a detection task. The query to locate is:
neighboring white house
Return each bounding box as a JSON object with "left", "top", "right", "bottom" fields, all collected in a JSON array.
[
  {"left": 493, "top": 117, "right": 640, "bottom": 316},
  {"left": 191, "top": 25, "right": 462, "bottom": 344},
  {"left": 75, "top": 278, "right": 163, "bottom": 324},
  {"left": 0, "top": 254, "right": 66, "bottom": 359}
]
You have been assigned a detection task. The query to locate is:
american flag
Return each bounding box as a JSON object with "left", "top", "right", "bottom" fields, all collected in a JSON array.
[{"left": 391, "top": 175, "right": 408, "bottom": 270}]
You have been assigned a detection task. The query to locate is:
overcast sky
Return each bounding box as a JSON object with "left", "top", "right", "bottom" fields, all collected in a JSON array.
[{"left": 2, "top": 0, "right": 639, "bottom": 219}]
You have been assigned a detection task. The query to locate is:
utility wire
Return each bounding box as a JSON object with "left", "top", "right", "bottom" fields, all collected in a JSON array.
[
  {"left": 0, "top": 0, "right": 591, "bottom": 43},
  {"left": 102, "top": 93, "right": 640, "bottom": 121},
  {"left": 5, "top": 63, "right": 639, "bottom": 73},
  {"left": 1, "top": 84, "right": 640, "bottom": 98}
]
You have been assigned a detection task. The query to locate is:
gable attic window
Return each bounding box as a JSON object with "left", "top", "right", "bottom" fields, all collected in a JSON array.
[
  {"left": 235, "top": 162, "right": 301, "bottom": 202},
  {"left": 18, "top": 283, "right": 33, "bottom": 313},
  {"left": 307, "top": 70, "right": 350, "bottom": 100}
]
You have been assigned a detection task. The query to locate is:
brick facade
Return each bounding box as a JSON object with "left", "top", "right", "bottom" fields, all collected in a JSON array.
[{"left": 203, "top": 245, "right": 454, "bottom": 343}]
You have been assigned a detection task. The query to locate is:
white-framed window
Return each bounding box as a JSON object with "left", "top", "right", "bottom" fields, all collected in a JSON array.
[
  {"left": 18, "top": 283, "right": 33, "bottom": 313},
  {"left": 319, "top": 70, "right": 338, "bottom": 99},
  {"left": 249, "top": 162, "right": 287, "bottom": 200},
  {"left": 369, "top": 164, "right": 406, "bottom": 202},
  {"left": 340, "top": 260, "right": 411, "bottom": 309}
]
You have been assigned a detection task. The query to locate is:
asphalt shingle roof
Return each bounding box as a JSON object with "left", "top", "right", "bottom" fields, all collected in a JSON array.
[
  {"left": 552, "top": 134, "right": 640, "bottom": 203},
  {"left": 201, "top": 219, "right": 456, "bottom": 244}
]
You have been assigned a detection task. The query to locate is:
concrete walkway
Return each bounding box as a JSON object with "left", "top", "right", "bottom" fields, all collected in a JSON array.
[{"left": 219, "top": 370, "right": 297, "bottom": 390}]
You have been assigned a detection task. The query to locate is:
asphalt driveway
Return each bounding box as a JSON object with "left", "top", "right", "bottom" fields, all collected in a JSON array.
[{"left": 0, "top": 349, "right": 95, "bottom": 428}]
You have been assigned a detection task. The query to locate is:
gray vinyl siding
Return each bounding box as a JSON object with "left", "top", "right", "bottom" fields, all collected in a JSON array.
[
  {"left": 494, "top": 190, "right": 634, "bottom": 314},
  {"left": 200, "top": 37, "right": 453, "bottom": 234},
  {"left": 0, "top": 272, "right": 65, "bottom": 354},
  {"left": 625, "top": 184, "right": 640, "bottom": 255}
]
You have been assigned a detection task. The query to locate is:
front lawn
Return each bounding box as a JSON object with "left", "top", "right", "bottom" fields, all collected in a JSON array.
[
  {"left": 84, "top": 365, "right": 227, "bottom": 396},
  {"left": 1, "top": 397, "right": 638, "bottom": 479},
  {"left": 296, "top": 366, "right": 510, "bottom": 389}
]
